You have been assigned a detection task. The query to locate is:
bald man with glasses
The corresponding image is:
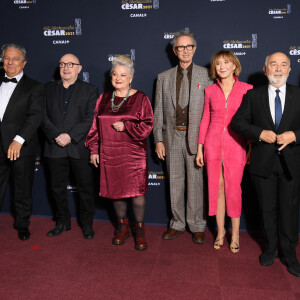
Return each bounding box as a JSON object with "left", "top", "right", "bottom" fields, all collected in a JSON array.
[{"left": 42, "top": 53, "right": 98, "bottom": 239}]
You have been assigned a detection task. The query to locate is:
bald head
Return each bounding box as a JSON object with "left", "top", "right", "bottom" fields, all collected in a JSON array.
[
  {"left": 59, "top": 53, "right": 82, "bottom": 87},
  {"left": 60, "top": 53, "right": 80, "bottom": 64}
]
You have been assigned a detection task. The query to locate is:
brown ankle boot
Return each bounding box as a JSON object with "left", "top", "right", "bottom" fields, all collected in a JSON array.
[
  {"left": 135, "top": 223, "right": 147, "bottom": 251},
  {"left": 112, "top": 218, "right": 131, "bottom": 245}
]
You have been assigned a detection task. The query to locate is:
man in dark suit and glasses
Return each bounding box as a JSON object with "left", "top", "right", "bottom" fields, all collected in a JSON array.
[
  {"left": 42, "top": 53, "right": 98, "bottom": 239},
  {"left": 0, "top": 43, "right": 44, "bottom": 240},
  {"left": 232, "top": 52, "right": 300, "bottom": 277}
]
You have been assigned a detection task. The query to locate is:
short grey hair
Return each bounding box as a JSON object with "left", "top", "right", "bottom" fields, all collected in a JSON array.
[
  {"left": 111, "top": 55, "right": 134, "bottom": 78},
  {"left": 265, "top": 53, "right": 290, "bottom": 67},
  {"left": 1, "top": 43, "right": 28, "bottom": 62},
  {"left": 170, "top": 30, "right": 197, "bottom": 48}
]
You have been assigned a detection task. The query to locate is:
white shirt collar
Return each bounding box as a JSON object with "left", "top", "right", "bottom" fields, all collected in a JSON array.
[
  {"left": 5, "top": 71, "right": 24, "bottom": 82},
  {"left": 268, "top": 83, "right": 286, "bottom": 94}
]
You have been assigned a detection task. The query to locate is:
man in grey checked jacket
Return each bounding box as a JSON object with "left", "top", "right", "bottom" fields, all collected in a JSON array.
[{"left": 153, "top": 30, "right": 212, "bottom": 243}]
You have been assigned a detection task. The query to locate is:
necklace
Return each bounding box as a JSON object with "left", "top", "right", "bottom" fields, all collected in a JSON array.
[{"left": 111, "top": 89, "right": 130, "bottom": 112}]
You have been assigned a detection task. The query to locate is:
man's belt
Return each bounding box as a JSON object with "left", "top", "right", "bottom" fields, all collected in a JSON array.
[{"left": 176, "top": 126, "right": 187, "bottom": 131}]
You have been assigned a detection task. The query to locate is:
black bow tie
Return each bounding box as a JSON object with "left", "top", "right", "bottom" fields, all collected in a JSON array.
[{"left": 2, "top": 77, "right": 18, "bottom": 83}]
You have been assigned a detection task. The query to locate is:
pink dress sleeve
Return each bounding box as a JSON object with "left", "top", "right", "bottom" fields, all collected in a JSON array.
[
  {"left": 124, "top": 94, "right": 154, "bottom": 141},
  {"left": 85, "top": 93, "right": 103, "bottom": 154},
  {"left": 198, "top": 88, "right": 211, "bottom": 144}
]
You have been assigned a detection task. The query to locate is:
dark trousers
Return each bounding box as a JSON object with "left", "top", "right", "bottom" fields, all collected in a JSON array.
[
  {"left": 252, "top": 155, "right": 300, "bottom": 264},
  {"left": 45, "top": 157, "right": 95, "bottom": 227},
  {"left": 0, "top": 155, "right": 36, "bottom": 228}
]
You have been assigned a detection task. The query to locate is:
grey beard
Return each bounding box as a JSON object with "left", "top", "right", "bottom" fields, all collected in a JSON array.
[{"left": 267, "top": 74, "right": 288, "bottom": 87}]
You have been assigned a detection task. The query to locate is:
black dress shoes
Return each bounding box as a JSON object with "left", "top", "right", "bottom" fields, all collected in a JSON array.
[
  {"left": 280, "top": 257, "right": 300, "bottom": 277},
  {"left": 82, "top": 225, "right": 95, "bottom": 240},
  {"left": 47, "top": 224, "right": 71, "bottom": 237},
  {"left": 18, "top": 227, "right": 30, "bottom": 241},
  {"left": 259, "top": 252, "right": 276, "bottom": 266}
]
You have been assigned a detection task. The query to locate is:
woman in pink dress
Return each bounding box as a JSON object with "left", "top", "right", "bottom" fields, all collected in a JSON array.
[
  {"left": 85, "top": 56, "right": 153, "bottom": 251},
  {"left": 196, "top": 51, "right": 252, "bottom": 253}
]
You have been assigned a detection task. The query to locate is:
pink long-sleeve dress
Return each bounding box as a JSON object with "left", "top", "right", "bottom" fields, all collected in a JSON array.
[
  {"left": 198, "top": 77, "right": 252, "bottom": 217},
  {"left": 85, "top": 90, "right": 154, "bottom": 199}
]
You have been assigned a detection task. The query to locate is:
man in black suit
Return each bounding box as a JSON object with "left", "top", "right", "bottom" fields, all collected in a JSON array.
[
  {"left": 42, "top": 53, "right": 98, "bottom": 239},
  {"left": 0, "top": 43, "right": 44, "bottom": 240},
  {"left": 232, "top": 52, "right": 300, "bottom": 277}
]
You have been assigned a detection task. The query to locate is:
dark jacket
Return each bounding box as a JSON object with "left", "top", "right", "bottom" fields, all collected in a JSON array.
[
  {"left": 231, "top": 83, "right": 300, "bottom": 178},
  {"left": 41, "top": 79, "right": 98, "bottom": 159}
]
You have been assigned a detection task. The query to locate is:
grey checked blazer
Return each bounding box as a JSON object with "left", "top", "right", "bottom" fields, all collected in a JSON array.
[{"left": 153, "top": 64, "right": 212, "bottom": 154}]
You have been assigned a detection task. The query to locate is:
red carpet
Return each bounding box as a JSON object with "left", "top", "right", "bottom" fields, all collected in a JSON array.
[{"left": 1, "top": 214, "right": 300, "bottom": 300}]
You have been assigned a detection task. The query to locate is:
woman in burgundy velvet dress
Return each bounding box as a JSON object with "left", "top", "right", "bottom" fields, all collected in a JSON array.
[
  {"left": 196, "top": 51, "right": 252, "bottom": 253},
  {"left": 85, "top": 56, "right": 153, "bottom": 250}
]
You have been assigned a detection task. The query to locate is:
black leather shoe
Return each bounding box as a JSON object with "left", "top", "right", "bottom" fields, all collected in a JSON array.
[
  {"left": 82, "top": 225, "right": 95, "bottom": 240},
  {"left": 18, "top": 227, "right": 30, "bottom": 241},
  {"left": 259, "top": 252, "right": 276, "bottom": 266},
  {"left": 47, "top": 224, "right": 71, "bottom": 237},
  {"left": 280, "top": 258, "right": 300, "bottom": 277}
]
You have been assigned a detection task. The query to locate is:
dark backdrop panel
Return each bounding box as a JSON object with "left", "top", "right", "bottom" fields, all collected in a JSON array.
[{"left": 1, "top": 0, "right": 300, "bottom": 232}]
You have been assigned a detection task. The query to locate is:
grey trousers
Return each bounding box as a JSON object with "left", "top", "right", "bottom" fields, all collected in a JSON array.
[{"left": 166, "top": 130, "right": 206, "bottom": 232}]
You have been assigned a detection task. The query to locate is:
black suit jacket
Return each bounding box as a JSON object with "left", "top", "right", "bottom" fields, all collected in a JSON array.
[
  {"left": 41, "top": 79, "right": 98, "bottom": 159},
  {"left": 0, "top": 74, "right": 44, "bottom": 157},
  {"left": 231, "top": 84, "right": 300, "bottom": 178}
]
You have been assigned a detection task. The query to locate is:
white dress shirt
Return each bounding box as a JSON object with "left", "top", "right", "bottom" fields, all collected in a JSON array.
[
  {"left": 0, "top": 71, "right": 25, "bottom": 144},
  {"left": 268, "top": 83, "right": 286, "bottom": 124}
]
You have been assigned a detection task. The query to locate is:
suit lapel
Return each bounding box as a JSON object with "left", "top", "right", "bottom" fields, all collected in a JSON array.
[
  {"left": 260, "top": 86, "right": 275, "bottom": 130},
  {"left": 278, "top": 84, "right": 292, "bottom": 132},
  {"left": 55, "top": 80, "right": 64, "bottom": 115},
  {"left": 190, "top": 64, "right": 199, "bottom": 105},
  {"left": 170, "top": 66, "right": 177, "bottom": 108}
]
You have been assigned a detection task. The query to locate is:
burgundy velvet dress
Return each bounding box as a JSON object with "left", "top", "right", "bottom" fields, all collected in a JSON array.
[
  {"left": 198, "top": 78, "right": 252, "bottom": 218},
  {"left": 85, "top": 90, "right": 153, "bottom": 199}
]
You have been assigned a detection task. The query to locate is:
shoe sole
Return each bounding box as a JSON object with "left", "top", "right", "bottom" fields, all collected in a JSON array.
[
  {"left": 112, "top": 234, "right": 131, "bottom": 245},
  {"left": 83, "top": 235, "right": 95, "bottom": 240},
  {"left": 19, "top": 236, "right": 30, "bottom": 241},
  {"left": 213, "top": 244, "right": 223, "bottom": 250},
  {"left": 192, "top": 237, "right": 206, "bottom": 244},
  {"left": 135, "top": 245, "right": 148, "bottom": 251},
  {"left": 47, "top": 227, "right": 71, "bottom": 237},
  {"left": 259, "top": 258, "right": 274, "bottom": 266},
  {"left": 162, "top": 231, "right": 185, "bottom": 240}
]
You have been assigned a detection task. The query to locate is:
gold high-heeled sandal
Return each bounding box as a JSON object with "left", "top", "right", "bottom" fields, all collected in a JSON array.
[
  {"left": 213, "top": 231, "right": 226, "bottom": 250},
  {"left": 230, "top": 238, "right": 240, "bottom": 254}
]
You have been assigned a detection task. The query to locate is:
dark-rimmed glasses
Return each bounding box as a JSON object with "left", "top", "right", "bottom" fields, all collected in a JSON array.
[
  {"left": 59, "top": 62, "right": 81, "bottom": 68},
  {"left": 175, "top": 45, "right": 195, "bottom": 52}
]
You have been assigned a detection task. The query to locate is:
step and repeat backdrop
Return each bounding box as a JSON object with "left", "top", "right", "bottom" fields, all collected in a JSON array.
[{"left": 1, "top": 0, "right": 300, "bottom": 231}]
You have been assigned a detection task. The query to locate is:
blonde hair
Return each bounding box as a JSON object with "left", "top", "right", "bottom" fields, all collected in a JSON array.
[
  {"left": 210, "top": 50, "right": 242, "bottom": 80},
  {"left": 111, "top": 55, "right": 134, "bottom": 78}
]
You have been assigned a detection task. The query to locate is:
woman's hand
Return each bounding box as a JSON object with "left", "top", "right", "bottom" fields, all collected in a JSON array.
[
  {"left": 90, "top": 154, "right": 99, "bottom": 168},
  {"left": 112, "top": 121, "right": 125, "bottom": 132},
  {"left": 195, "top": 144, "right": 204, "bottom": 167}
]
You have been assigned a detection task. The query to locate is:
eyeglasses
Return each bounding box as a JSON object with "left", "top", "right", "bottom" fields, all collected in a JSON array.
[
  {"left": 175, "top": 45, "right": 195, "bottom": 52},
  {"left": 59, "top": 62, "right": 81, "bottom": 68}
]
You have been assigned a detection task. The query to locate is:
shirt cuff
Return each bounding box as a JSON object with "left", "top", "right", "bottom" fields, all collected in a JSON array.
[{"left": 14, "top": 135, "right": 25, "bottom": 145}]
